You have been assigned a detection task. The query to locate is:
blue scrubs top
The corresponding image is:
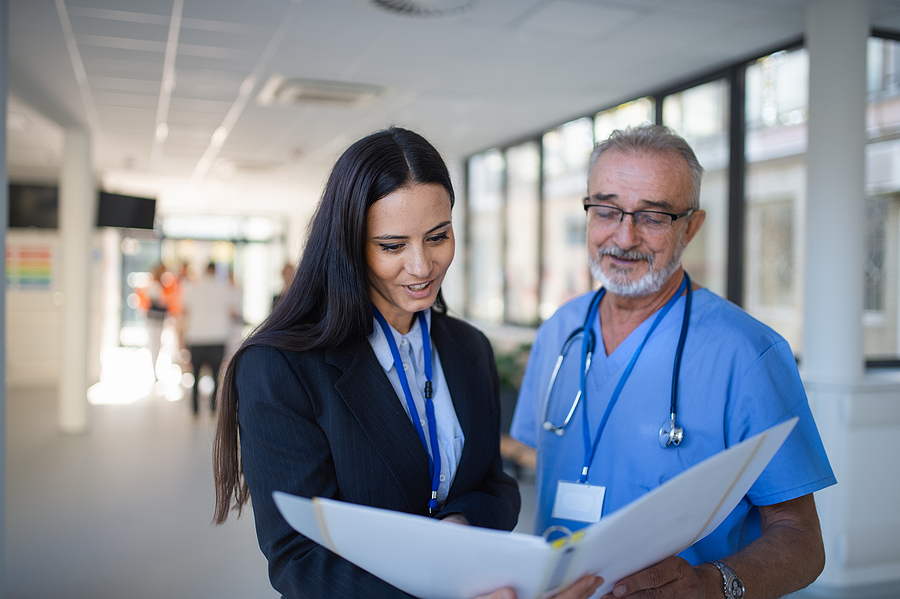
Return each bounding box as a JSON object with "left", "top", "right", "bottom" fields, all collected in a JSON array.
[{"left": 510, "top": 288, "right": 836, "bottom": 565}]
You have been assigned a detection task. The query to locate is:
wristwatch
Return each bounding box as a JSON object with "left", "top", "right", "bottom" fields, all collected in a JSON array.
[{"left": 710, "top": 560, "right": 745, "bottom": 599}]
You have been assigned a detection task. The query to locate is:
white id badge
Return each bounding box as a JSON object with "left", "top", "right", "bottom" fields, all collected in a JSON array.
[{"left": 551, "top": 480, "right": 605, "bottom": 523}]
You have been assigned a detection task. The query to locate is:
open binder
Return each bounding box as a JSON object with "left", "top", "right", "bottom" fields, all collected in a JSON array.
[{"left": 273, "top": 417, "right": 798, "bottom": 599}]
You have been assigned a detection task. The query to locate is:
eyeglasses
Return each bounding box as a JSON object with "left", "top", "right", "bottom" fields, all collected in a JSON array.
[{"left": 583, "top": 202, "right": 694, "bottom": 234}]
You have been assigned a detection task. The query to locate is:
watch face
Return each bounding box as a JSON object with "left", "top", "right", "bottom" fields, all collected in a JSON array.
[{"left": 728, "top": 578, "right": 745, "bottom": 599}]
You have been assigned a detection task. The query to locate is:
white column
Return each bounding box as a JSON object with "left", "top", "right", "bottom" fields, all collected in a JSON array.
[
  {"left": 58, "top": 128, "right": 95, "bottom": 433},
  {"left": 803, "top": 0, "right": 867, "bottom": 380}
]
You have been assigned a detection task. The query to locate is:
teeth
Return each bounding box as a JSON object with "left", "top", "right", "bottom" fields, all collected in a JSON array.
[{"left": 408, "top": 282, "right": 429, "bottom": 291}]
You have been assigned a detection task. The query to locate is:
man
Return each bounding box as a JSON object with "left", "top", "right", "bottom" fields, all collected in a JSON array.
[
  {"left": 182, "top": 262, "right": 239, "bottom": 415},
  {"left": 510, "top": 124, "right": 835, "bottom": 599}
]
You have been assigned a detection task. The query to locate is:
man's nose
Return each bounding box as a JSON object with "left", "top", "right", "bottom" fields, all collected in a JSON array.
[{"left": 612, "top": 214, "right": 640, "bottom": 248}]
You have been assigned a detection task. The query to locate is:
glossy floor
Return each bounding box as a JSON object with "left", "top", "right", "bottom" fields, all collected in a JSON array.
[{"left": 5, "top": 385, "right": 276, "bottom": 599}]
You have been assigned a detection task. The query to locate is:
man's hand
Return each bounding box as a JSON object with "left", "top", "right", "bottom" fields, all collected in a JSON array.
[
  {"left": 600, "top": 494, "right": 825, "bottom": 599},
  {"left": 599, "top": 556, "right": 719, "bottom": 598}
]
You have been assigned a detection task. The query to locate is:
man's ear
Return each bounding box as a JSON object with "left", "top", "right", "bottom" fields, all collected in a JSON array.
[{"left": 684, "top": 210, "right": 706, "bottom": 245}]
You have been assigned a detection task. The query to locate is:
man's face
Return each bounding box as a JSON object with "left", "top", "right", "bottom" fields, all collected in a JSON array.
[{"left": 586, "top": 149, "right": 705, "bottom": 298}]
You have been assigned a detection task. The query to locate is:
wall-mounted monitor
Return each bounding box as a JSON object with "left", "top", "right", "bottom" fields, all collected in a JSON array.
[
  {"left": 8, "top": 184, "right": 59, "bottom": 229},
  {"left": 96, "top": 191, "right": 156, "bottom": 230},
  {"left": 8, "top": 186, "right": 157, "bottom": 230}
]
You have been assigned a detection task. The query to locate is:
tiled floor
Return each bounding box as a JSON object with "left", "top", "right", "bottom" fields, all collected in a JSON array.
[{"left": 5, "top": 385, "right": 276, "bottom": 599}]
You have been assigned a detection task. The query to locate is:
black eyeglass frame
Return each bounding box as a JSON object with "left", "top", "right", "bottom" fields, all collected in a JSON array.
[{"left": 583, "top": 202, "right": 695, "bottom": 230}]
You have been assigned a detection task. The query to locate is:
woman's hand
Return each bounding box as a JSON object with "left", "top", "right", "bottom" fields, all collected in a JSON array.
[
  {"left": 473, "top": 575, "right": 603, "bottom": 599},
  {"left": 440, "top": 513, "right": 470, "bottom": 525}
]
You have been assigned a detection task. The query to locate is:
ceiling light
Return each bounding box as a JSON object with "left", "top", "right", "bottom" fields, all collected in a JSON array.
[
  {"left": 257, "top": 75, "right": 385, "bottom": 107},
  {"left": 155, "top": 123, "right": 169, "bottom": 143},
  {"left": 211, "top": 126, "right": 229, "bottom": 145}
]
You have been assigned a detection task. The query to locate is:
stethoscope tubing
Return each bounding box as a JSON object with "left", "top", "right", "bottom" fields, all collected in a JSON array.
[
  {"left": 541, "top": 329, "right": 595, "bottom": 436},
  {"left": 541, "top": 272, "right": 692, "bottom": 453}
]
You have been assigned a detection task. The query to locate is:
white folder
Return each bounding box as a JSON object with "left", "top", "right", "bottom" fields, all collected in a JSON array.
[{"left": 274, "top": 417, "right": 798, "bottom": 599}]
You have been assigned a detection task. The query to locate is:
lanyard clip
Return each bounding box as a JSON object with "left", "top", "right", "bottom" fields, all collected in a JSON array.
[
  {"left": 425, "top": 381, "right": 433, "bottom": 399},
  {"left": 428, "top": 491, "right": 438, "bottom": 515}
]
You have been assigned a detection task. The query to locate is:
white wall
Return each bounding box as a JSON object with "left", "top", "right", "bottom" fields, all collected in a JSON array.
[
  {"left": 6, "top": 228, "right": 105, "bottom": 388},
  {"left": 6, "top": 229, "right": 61, "bottom": 386}
]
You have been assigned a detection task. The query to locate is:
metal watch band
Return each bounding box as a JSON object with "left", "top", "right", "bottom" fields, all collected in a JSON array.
[{"left": 710, "top": 560, "right": 745, "bottom": 599}]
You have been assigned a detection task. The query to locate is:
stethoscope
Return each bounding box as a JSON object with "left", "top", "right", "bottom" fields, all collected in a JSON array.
[{"left": 540, "top": 272, "right": 692, "bottom": 450}]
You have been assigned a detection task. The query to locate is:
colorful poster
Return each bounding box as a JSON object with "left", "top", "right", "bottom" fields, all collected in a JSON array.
[{"left": 6, "top": 242, "right": 54, "bottom": 290}]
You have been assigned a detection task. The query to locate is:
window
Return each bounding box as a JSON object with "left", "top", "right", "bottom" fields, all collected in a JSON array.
[
  {"left": 463, "top": 34, "right": 900, "bottom": 364},
  {"left": 743, "top": 48, "right": 808, "bottom": 351},
  {"left": 594, "top": 97, "right": 654, "bottom": 143},
  {"left": 504, "top": 141, "right": 542, "bottom": 326},
  {"left": 864, "top": 38, "right": 900, "bottom": 357},
  {"left": 663, "top": 80, "right": 730, "bottom": 297},
  {"left": 467, "top": 150, "right": 505, "bottom": 322},
  {"left": 540, "top": 118, "right": 594, "bottom": 320}
]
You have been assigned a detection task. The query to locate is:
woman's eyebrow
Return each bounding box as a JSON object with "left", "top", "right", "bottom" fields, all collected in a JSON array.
[
  {"left": 426, "top": 220, "right": 452, "bottom": 234},
  {"left": 373, "top": 220, "right": 451, "bottom": 240}
]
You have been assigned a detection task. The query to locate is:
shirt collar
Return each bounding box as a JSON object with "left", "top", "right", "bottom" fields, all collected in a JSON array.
[{"left": 369, "top": 310, "right": 432, "bottom": 373}]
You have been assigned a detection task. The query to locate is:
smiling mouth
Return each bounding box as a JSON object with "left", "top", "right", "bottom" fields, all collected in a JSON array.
[
  {"left": 406, "top": 281, "right": 431, "bottom": 291},
  {"left": 600, "top": 247, "right": 654, "bottom": 266}
]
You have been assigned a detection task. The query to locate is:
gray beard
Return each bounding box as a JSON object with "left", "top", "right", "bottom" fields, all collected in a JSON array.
[{"left": 589, "top": 233, "right": 687, "bottom": 298}]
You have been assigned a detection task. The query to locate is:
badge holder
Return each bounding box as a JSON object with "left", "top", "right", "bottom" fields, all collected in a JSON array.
[{"left": 551, "top": 480, "right": 605, "bottom": 523}]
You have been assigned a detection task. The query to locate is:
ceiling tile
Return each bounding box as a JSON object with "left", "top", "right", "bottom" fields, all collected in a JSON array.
[{"left": 518, "top": 0, "right": 642, "bottom": 39}]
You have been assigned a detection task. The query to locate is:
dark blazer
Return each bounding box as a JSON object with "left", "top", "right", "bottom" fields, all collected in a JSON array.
[{"left": 236, "top": 311, "right": 520, "bottom": 598}]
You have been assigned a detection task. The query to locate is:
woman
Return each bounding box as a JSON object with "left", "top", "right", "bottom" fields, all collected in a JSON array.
[{"left": 212, "top": 127, "right": 522, "bottom": 598}]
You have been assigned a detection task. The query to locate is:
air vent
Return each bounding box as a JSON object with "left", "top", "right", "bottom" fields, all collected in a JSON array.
[
  {"left": 257, "top": 75, "right": 385, "bottom": 107},
  {"left": 370, "top": 0, "right": 476, "bottom": 17}
]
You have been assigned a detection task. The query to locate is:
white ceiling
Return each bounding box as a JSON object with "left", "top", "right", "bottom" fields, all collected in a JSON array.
[{"left": 8, "top": 0, "right": 900, "bottom": 221}]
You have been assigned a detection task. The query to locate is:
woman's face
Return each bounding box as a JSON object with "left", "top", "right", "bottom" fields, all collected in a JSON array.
[{"left": 366, "top": 183, "right": 455, "bottom": 334}]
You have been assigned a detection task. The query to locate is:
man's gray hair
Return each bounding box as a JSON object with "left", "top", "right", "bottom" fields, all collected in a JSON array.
[{"left": 588, "top": 124, "right": 704, "bottom": 210}]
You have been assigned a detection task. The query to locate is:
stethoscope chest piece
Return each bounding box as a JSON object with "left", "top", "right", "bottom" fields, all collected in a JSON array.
[{"left": 659, "top": 417, "right": 684, "bottom": 447}]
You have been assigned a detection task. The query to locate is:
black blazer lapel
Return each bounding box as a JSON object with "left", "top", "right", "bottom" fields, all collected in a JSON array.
[
  {"left": 327, "top": 341, "right": 432, "bottom": 512},
  {"left": 431, "top": 313, "right": 494, "bottom": 498}
]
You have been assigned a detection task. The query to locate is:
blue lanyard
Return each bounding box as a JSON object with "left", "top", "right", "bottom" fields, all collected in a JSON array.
[
  {"left": 578, "top": 274, "right": 688, "bottom": 483},
  {"left": 372, "top": 308, "right": 441, "bottom": 513}
]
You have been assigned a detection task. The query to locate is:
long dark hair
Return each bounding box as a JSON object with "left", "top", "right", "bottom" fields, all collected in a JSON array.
[{"left": 213, "top": 127, "right": 455, "bottom": 523}]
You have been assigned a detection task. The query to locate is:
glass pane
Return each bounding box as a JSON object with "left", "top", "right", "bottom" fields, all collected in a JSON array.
[
  {"left": 663, "top": 79, "right": 730, "bottom": 298},
  {"left": 467, "top": 150, "right": 505, "bottom": 322},
  {"left": 505, "top": 141, "right": 541, "bottom": 326},
  {"left": 594, "top": 97, "right": 655, "bottom": 143},
  {"left": 744, "top": 48, "right": 809, "bottom": 352},
  {"left": 750, "top": 200, "right": 794, "bottom": 307},
  {"left": 864, "top": 197, "right": 886, "bottom": 313},
  {"left": 864, "top": 37, "right": 900, "bottom": 357},
  {"left": 540, "top": 118, "right": 594, "bottom": 320}
]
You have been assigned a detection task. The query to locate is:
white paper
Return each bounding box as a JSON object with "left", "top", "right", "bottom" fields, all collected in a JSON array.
[{"left": 273, "top": 417, "right": 798, "bottom": 599}]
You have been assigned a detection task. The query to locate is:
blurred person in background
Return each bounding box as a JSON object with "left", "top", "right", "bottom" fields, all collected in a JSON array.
[
  {"left": 272, "top": 261, "right": 295, "bottom": 310},
  {"left": 142, "top": 263, "right": 169, "bottom": 381},
  {"left": 182, "top": 262, "right": 237, "bottom": 415}
]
